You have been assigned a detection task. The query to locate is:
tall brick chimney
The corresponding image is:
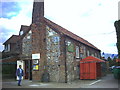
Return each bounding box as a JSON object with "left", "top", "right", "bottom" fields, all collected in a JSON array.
[{"left": 32, "top": 0, "right": 44, "bottom": 23}]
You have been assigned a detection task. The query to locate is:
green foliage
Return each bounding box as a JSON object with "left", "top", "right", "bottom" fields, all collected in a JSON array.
[
  {"left": 114, "top": 20, "right": 120, "bottom": 59},
  {"left": 107, "top": 57, "right": 117, "bottom": 67}
]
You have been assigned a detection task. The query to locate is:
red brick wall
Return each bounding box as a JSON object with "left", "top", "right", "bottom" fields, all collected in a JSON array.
[{"left": 31, "top": 18, "right": 46, "bottom": 81}]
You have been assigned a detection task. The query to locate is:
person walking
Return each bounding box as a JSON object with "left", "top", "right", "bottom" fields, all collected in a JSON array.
[{"left": 16, "top": 65, "right": 24, "bottom": 86}]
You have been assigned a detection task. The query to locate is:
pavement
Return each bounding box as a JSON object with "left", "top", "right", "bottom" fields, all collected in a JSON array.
[{"left": 1, "top": 74, "right": 120, "bottom": 88}]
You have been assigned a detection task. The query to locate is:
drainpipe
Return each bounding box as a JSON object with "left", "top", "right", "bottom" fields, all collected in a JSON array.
[{"left": 64, "top": 38, "right": 67, "bottom": 83}]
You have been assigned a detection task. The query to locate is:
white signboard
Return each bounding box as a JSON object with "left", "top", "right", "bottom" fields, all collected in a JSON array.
[{"left": 32, "top": 53, "right": 40, "bottom": 59}]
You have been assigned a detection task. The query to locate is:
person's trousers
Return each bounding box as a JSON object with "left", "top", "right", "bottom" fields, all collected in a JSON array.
[{"left": 18, "top": 76, "right": 22, "bottom": 85}]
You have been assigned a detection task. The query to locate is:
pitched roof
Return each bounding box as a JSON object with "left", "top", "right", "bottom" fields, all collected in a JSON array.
[
  {"left": 80, "top": 56, "right": 105, "bottom": 63},
  {"left": 3, "top": 35, "right": 20, "bottom": 45},
  {"left": 19, "top": 25, "right": 29, "bottom": 35},
  {"left": 44, "top": 17, "right": 100, "bottom": 50},
  {"left": 1, "top": 56, "right": 19, "bottom": 63}
]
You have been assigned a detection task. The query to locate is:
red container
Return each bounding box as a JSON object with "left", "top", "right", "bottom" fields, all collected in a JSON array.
[{"left": 80, "top": 56, "right": 105, "bottom": 79}]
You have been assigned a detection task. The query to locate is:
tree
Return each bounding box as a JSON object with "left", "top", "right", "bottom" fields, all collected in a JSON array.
[
  {"left": 107, "top": 57, "right": 117, "bottom": 67},
  {"left": 114, "top": 20, "right": 120, "bottom": 59}
]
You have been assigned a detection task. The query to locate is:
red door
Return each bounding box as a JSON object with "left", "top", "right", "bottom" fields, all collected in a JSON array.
[
  {"left": 89, "top": 63, "right": 96, "bottom": 79},
  {"left": 80, "top": 62, "right": 96, "bottom": 79}
]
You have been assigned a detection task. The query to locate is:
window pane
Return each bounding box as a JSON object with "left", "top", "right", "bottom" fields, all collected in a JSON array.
[{"left": 76, "top": 46, "right": 79, "bottom": 58}]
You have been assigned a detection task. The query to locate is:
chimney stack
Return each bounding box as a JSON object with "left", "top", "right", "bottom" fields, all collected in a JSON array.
[{"left": 32, "top": 0, "right": 44, "bottom": 23}]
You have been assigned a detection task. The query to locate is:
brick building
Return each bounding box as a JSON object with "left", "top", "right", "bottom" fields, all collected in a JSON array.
[{"left": 2, "top": 0, "right": 101, "bottom": 83}]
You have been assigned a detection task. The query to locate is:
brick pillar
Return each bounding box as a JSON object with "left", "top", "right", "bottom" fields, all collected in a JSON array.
[
  {"left": 31, "top": 17, "right": 46, "bottom": 81},
  {"left": 32, "top": 0, "right": 44, "bottom": 23}
]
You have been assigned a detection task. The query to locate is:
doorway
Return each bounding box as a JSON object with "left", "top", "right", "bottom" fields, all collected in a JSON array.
[
  {"left": 29, "top": 60, "right": 32, "bottom": 80},
  {"left": 24, "top": 60, "right": 32, "bottom": 80},
  {"left": 17, "top": 60, "right": 24, "bottom": 80}
]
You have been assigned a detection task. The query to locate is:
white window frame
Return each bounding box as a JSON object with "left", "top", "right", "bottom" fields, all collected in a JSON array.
[
  {"left": 8, "top": 44, "right": 10, "bottom": 51},
  {"left": 76, "top": 46, "right": 80, "bottom": 58},
  {"left": 4, "top": 45, "right": 7, "bottom": 51},
  {"left": 4, "top": 44, "right": 10, "bottom": 52},
  {"left": 87, "top": 50, "right": 90, "bottom": 56}
]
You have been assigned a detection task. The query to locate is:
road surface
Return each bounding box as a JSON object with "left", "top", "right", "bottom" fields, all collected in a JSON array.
[{"left": 2, "top": 74, "right": 119, "bottom": 88}]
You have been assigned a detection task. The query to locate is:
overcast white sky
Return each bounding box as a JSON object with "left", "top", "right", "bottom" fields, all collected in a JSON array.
[{"left": 0, "top": 0, "right": 119, "bottom": 54}]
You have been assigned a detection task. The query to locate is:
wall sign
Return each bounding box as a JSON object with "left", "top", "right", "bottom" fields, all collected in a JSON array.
[
  {"left": 33, "top": 65, "right": 39, "bottom": 71},
  {"left": 67, "top": 43, "right": 74, "bottom": 52},
  {"left": 32, "top": 53, "right": 40, "bottom": 59},
  {"left": 52, "top": 36, "right": 60, "bottom": 43},
  {"left": 33, "top": 59, "right": 39, "bottom": 64}
]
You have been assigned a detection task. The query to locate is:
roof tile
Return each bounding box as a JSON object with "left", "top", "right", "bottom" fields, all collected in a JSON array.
[
  {"left": 3, "top": 35, "right": 20, "bottom": 45},
  {"left": 44, "top": 18, "right": 100, "bottom": 50}
]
